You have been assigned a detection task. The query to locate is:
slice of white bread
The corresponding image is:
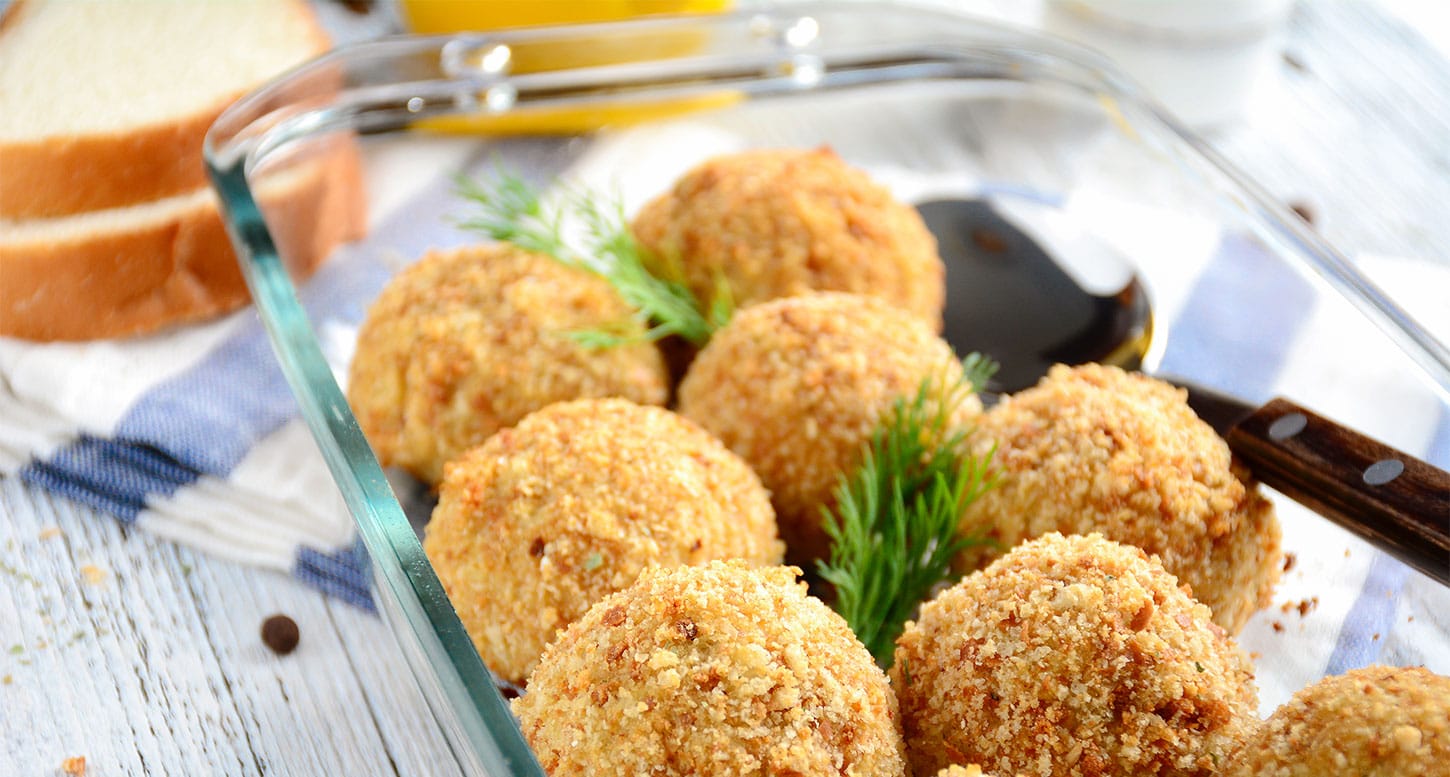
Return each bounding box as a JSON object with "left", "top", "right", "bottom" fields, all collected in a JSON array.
[
  {"left": 0, "top": 0, "right": 333, "bottom": 219},
  {"left": 0, "top": 141, "right": 366, "bottom": 341}
]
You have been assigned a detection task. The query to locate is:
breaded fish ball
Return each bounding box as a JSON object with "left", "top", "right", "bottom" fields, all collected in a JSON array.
[
  {"left": 678, "top": 292, "right": 978, "bottom": 563},
  {"left": 514, "top": 561, "right": 908, "bottom": 776},
  {"left": 348, "top": 244, "right": 668, "bottom": 484},
  {"left": 1226, "top": 665, "right": 1450, "bottom": 777},
  {"left": 423, "top": 399, "right": 782, "bottom": 684},
  {"left": 632, "top": 147, "right": 945, "bottom": 329},
  {"left": 892, "top": 533, "right": 1258, "bottom": 777},
  {"left": 960, "top": 363, "right": 1280, "bottom": 633}
]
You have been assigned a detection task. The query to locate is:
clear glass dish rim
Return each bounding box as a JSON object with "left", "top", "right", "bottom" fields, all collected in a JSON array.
[{"left": 203, "top": 3, "right": 1450, "bottom": 772}]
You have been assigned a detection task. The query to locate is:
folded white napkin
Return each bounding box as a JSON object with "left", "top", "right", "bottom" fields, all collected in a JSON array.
[{"left": 1, "top": 117, "right": 1444, "bottom": 714}]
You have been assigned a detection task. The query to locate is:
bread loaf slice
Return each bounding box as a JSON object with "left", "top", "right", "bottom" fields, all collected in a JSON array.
[
  {"left": 0, "top": 0, "right": 332, "bottom": 219},
  {"left": 0, "top": 141, "right": 366, "bottom": 341}
]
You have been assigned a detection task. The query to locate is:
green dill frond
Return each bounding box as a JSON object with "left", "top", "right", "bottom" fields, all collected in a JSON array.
[
  {"left": 454, "top": 173, "right": 561, "bottom": 258},
  {"left": 457, "top": 171, "right": 726, "bottom": 347},
  {"left": 960, "top": 352, "right": 1000, "bottom": 394},
  {"left": 817, "top": 354, "right": 998, "bottom": 668},
  {"left": 704, "top": 270, "right": 735, "bottom": 333},
  {"left": 557, "top": 318, "right": 645, "bottom": 350}
]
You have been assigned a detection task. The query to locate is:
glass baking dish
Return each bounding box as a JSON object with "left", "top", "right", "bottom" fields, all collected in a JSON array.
[{"left": 205, "top": 4, "right": 1450, "bottom": 774}]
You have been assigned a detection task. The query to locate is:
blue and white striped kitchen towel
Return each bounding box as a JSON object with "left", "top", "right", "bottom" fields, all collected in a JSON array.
[
  {"left": 0, "top": 121, "right": 1445, "bottom": 713},
  {"left": 0, "top": 135, "right": 578, "bottom": 613}
]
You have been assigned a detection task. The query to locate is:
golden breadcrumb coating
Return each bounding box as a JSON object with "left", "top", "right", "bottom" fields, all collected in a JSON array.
[
  {"left": 632, "top": 146, "right": 945, "bottom": 329},
  {"left": 514, "top": 561, "right": 907, "bottom": 776},
  {"left": 892, "top": 532, "right": 1259, "bottom": 777},
  {"left": 961, "top": 363, "right": 1280, "bottom": 634},
  {"left": 677, "top": 292, "right": 978, "bottom": 564},
  {"left": 424, "top": 399, "right": 782, "bottom": 684},
  {"left": 939, "top": 766, "right": 1005, "bottom": 777},
  {"left": 347, "top": 244, "right": 667, "bottom": 484},
  {"left": 940, "top": 767, "right": 1031, "bottom": 777},
  {"left": 1226, "top": 665, "right": 1450, "bottom": 777}
]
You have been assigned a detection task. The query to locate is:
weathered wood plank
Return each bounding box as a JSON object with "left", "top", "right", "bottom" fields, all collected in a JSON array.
[
  {"left": 1214, "top": 1, "right": 1450, "bottom": 266},
  {"left": 0, "top": 477, "right": 457, "bottom": 776},
  {"left": 2, "top": 477, "right": 263, "bottom": 776}
]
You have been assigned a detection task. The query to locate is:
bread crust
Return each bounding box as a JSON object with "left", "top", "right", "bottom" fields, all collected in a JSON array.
[
  {"left": 0, "top": 139, "right": 364, "bottom": 341},
  {"left": 1, "top": 99, "right": 231, "bottom": 220},
  {"left": 0, "top": 0, "right": 333, "bottom": 219}
]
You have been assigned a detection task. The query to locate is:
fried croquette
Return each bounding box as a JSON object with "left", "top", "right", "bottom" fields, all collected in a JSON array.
[
  {"left": 677, "top": 292, "right": 978, "bottom": 564},
  {"left": 1226, "top": 665, "right": 1450, "bottom": 777},
  {"left": 423, "top": 399, "right": 782, "bottom": 684},
  {"left": 514, "top": 561, "right": 908, "bottom": 776},
  {"left": 892, "top": 532, "right": 1259, "bottom": 777},
  {"left": 960, "top": 363, "right": 1280, "bottom": 633},
  {"left": 632, "top": 147, "right": 945, "bottom": 329},
  {"left": 347, "top": 243, "right": 668, "bottom": 484}
]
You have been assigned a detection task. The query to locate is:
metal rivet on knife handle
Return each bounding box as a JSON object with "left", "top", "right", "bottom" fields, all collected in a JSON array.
[
  {"left": 1268, "top": 412, "right": 1307, "bottom": 441},
  {"left": 1363, "top": 459, "right": 1405, "bottom": 486}
]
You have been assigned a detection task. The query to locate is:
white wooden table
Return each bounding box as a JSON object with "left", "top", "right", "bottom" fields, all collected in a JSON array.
[{"left": 2, "top": 2, "right": 1447, "bottom": 774}]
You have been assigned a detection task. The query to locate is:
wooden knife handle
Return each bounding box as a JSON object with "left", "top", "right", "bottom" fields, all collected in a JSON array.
[{"left": 1227, "top": 398, "right": 1450, "bottom": 585}]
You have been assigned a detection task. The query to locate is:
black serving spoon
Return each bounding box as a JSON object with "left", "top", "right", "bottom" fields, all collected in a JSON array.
[{"left": 919, "top": 198, "right": 1450, "bottom": 585}]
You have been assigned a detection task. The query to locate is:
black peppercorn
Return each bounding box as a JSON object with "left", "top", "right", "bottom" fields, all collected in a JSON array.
[
  {"left": 1288, "top": 201, "right": 1316, "bottom": 226},
  {"left": 261, "top": 614, "right": 300, "bottom": 656}
]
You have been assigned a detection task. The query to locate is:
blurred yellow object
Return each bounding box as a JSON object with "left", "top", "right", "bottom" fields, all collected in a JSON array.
[
  {"left": 400, "top": 1, "right": 731, "bottom": 34},
  {"left": 403, "top": 0, "right": 737, "bottom": 134}
]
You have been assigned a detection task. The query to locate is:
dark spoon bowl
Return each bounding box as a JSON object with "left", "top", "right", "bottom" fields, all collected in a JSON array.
[{"left": 919, "top": 197, "right": 1153, "bottom": 394}]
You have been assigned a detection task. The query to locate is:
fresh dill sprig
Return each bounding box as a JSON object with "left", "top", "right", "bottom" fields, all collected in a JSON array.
[
  {"left": 960, "top": 351, "right": 997, "bottom": 395},
  {"left": 456, "top": 172, "right": 726, "bottom": 347},
  {"left": 816, "top": 355, "right": 1000, "bottom": 668}
]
